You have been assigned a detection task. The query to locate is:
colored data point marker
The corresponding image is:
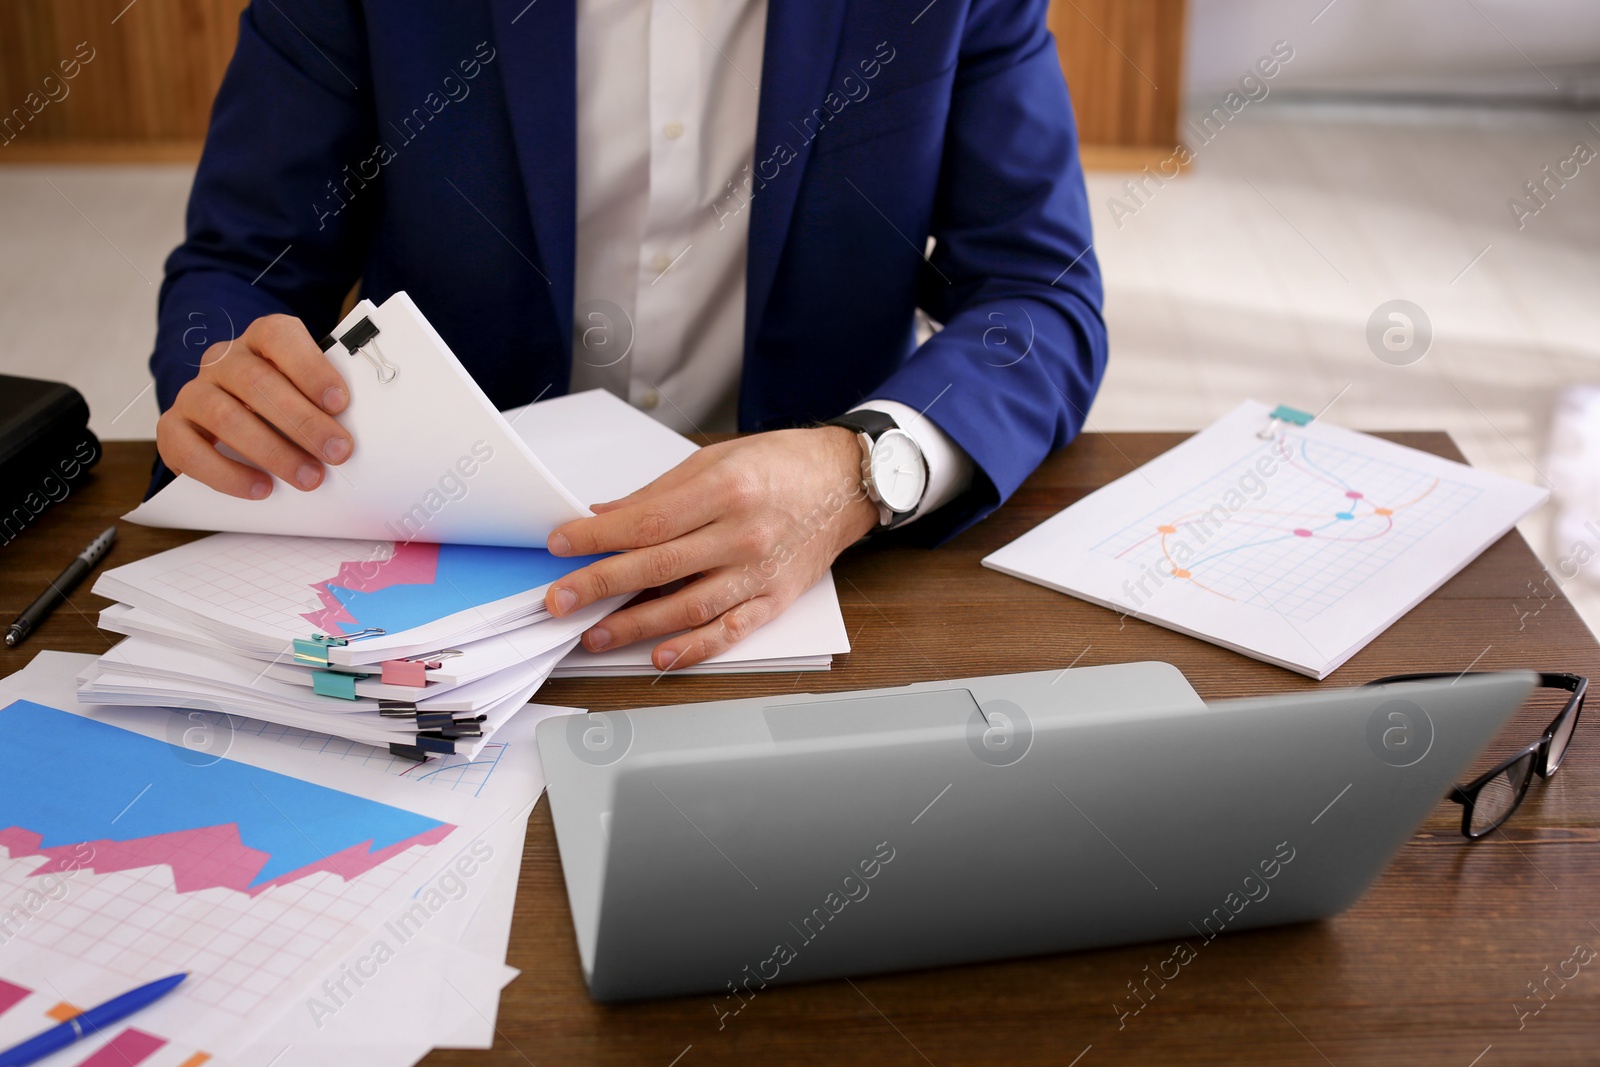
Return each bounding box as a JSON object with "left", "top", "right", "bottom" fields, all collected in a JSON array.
[
  {"left": 1374, "top": 507, "right": 1393, "bottom": 516},
  {"left": 1157, "top": 524, "right": 1177, "bottom": 534},
  {"left": 1171, "top": 568, "right": 1191, "bottom": 579},
  {"left": 1345, "top": 490, "right": 1363, "bottom": 499},
  {"left": 1335, "top": 511, "right": 1354, "bottom": 520},
  {"left": 1293, "top": 528, "right": 1313, "bottom": 537}
]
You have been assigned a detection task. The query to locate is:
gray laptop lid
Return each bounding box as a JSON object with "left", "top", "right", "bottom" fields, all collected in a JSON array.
[
  {"left": 539, "top": 661, "right": 1202, "bottom": 978},
  {"left": 540, "top": 666, "right": 1534, "bottom": 1001}
]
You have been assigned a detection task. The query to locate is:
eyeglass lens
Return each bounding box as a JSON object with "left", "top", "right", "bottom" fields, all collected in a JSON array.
[{"left": 1470, "top": 751, "right": 1536, "bottom": 836}]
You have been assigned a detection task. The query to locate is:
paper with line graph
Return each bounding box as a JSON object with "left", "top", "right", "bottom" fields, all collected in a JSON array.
[{"left": 983, "top": 401, "right": 1547, "bottom": 678}]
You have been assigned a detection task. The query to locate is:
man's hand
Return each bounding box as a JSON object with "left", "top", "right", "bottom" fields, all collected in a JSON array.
[
  {"left": 156, "top": 314, "right": 354, "bottom": 498},
  {"left": 545, "top": 427, "right": 879, "bottom": 671}
]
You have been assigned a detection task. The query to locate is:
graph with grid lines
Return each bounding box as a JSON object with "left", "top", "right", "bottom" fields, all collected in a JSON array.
[
  {"left": 0, "top": 698, "right": 471, "bottom": 1051},
  {"left": 231, "top": 715, "right": 508, "bottom": 798},
  {"left": 153, "top": 536, "right": 392, "bottom": 637},
  {"left": 1093, "top": 432, "right": 1484, "bottom": 623},
  {"left": 0, "top": 849, "right": 425, "bottom": 1019}
]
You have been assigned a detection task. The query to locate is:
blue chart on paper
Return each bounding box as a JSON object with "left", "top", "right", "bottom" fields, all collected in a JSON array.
[
  {"left": 0, "top": 700, "right": 452, "bottom": 894},
  {"left": 302, "top": 541, "right": 605, "bottom": 637}
]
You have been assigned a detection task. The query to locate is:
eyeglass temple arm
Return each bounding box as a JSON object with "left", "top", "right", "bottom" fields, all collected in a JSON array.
[{"left": 1363, "top": 671, "right": 1586, "bottom": 692}]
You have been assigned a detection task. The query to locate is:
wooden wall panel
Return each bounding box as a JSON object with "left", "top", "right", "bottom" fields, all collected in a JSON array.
[
  {"left": 1, "top": 0, "right": 1186, "bottom": 167},
  {"left": 0, "top": 0, "right": 245, "bottom": 154},
  {"left": 1050, "top": 0, "right": 1187, "bottom": 153}
]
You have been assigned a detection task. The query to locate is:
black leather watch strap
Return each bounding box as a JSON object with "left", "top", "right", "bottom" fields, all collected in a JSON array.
[{"left": 824, "top": 408, "right": 898, "bottom": 440}]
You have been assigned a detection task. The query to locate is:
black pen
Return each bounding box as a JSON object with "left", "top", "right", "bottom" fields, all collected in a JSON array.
[{"left": 5, "top": 525, "right": 117, "bottom": 648}]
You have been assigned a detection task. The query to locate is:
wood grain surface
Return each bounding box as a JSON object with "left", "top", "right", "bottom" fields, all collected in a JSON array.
[
  {"left": 3, "top": 435, "right": 1596, "bottom": 1066},
  {"left": 0, "top": 0, "right": 245, "bottom": 147},
  {"left": 1050, "top": 0, "right": 1187, "bottom": 150},
  {"left": 0, "top": 1, "right": 1187, "bottom": 167}
]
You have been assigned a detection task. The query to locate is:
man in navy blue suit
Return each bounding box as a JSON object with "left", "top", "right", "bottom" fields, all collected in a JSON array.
[{"left": 151, "top": 0, "right": 1106, "bottom": 670}]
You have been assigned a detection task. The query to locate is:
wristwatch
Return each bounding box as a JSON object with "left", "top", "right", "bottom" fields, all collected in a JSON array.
[{"left": 824, "top": 409, "right": 929, "bottom": 529}]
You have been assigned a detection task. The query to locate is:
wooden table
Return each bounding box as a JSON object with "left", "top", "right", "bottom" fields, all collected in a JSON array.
[{"left": 4, "top": 436, "right": 1597, "bottom": 1065}]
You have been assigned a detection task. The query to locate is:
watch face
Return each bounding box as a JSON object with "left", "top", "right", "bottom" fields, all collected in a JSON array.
[{"left": 870, "top": 430, "right": 927, "bottom": 513}]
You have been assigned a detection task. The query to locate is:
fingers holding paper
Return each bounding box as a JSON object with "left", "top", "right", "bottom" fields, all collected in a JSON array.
[
  {"left": 544, "top": 428, "right": 878, "bottom": 670},
  {"left": 155, "top": 313, "right": 353, "bottom": 498}
]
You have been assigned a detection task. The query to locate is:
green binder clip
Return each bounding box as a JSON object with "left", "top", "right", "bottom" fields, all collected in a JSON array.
[
  {"left": 312, "top": 671, "right": 359, "bottom": 700},
  {"left": 291, "top": 627, "right": 384, "bottom": 667},
  {"left": 292, "top": 634, "right": 347, "bottom": 667},
  {"left": 1257, "top": 404, "right": 1314, "bottom": 440}
]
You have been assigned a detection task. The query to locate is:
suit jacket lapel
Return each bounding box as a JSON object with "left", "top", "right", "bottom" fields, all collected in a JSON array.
[
  {"left": 490, "top": 0, "right": 577, "bottom": 356},
  {"left": 745, "top": 0, "right": 850, "bottom": 357}
]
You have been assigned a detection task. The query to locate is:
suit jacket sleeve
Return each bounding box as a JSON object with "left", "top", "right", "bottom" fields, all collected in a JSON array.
[
  {"left": 868, "top": 0, "right": 1107, "bottom": 544},
  {"left": 150, "top": 1, "right": 375, "bottom": 416}
]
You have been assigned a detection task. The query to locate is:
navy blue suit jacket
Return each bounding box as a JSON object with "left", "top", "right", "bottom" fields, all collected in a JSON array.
[{"left": 153, "top": 0, "right": 1106, "bottom": 541}]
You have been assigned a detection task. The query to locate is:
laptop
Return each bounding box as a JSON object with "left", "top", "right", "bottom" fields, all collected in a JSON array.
[{"left": 535, "top": 662, "right": 1534, "bottom": 1002}]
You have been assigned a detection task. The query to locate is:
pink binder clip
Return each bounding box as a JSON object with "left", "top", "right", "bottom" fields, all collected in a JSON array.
[{"left": 379, "top": 649, "right": 460, "bottom": 687}]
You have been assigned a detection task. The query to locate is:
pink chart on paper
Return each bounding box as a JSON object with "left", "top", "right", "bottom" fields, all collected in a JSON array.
[
  {"left": 301, "top": 540, "right": 441, "bottom": 634},
  {"left": 0, "top": 822, "right": 453, "bottom": 897}
]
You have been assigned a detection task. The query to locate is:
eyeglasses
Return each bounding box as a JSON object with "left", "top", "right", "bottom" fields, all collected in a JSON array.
[{"left": 1363, "top": 672, "right": 1588, "bottom": 840}]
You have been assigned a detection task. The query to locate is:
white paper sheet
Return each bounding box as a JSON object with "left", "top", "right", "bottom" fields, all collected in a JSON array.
[
  {"left": 233, "top": 697, "right": 574, "bottom": 1064},
  {"left": 125, "top": 292, "right": 589, "bottom": 546},
  {"left": 983, "top": 400, "right": 1549, "bottom": 679},
  {"left": 0, "top": 652, "right": 522, "bottom": 1061},
  {"left": 502, "top": 388, "right": 699, "bottom": 505}
]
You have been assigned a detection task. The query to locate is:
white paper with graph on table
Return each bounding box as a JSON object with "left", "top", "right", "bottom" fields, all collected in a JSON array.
[{"left": 983, "top": 400, "right": 1548, "bottom": 679}]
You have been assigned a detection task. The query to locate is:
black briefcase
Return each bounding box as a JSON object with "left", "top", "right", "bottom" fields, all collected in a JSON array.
[{"left": 0, "top": 374, "right": 101, "bottom": 544}]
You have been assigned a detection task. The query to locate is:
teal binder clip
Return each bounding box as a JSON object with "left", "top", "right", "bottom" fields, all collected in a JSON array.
[
  {"left": 312, "top": 671, "right": 359, "bottom": 700},
  {"left": 1257, "top": 404, "right": 1314, "bottom": 440},
  {"left": 292, "top": 627, "right": 385, "bottom": 666},
  {"left": 293, "top": 635, "right": 346, "bottom": 667}
]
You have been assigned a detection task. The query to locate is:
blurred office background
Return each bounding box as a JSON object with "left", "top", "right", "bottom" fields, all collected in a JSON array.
[{"left": 2, "top": 0, "right": 1597, "bottom": 631}]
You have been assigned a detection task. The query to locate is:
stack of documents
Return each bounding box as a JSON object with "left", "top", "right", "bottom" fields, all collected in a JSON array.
[
  {"left": 79, "top": 530, "right": 611, "bottom": 757},
  {"left": 6, "top": 651, "right": 565, "bottom": 1066},
  {"left": 80, "top": 294, "right": 848, "bottom": 756}
]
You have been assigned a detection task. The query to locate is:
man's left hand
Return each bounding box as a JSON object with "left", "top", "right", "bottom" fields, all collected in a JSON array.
[{"left": 543, "top": 427, "right": 879, "bottom": 670}]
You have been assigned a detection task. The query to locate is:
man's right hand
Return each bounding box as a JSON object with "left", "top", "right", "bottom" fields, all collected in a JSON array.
[{"left": 155, "top": 314, "right": 354, "bottom": 499}]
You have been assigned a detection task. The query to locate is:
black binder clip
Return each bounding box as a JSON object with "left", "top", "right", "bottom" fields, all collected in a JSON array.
[
  {"left": 323, "top": 316, "right": 397, "bottom": 383},
  {"left": 409, "top": 734, "right": 457, "bottom": 755},
  {"left": 388, "top": 742, "right": 431, "bottom": 763},
  {"left": 413, "top": 711, "right": 485, "bottom": 733}
]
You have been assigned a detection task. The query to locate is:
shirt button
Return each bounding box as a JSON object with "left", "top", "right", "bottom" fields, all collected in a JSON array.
[
  {"left": 650, "top": 252, "right": 673, "bottom": 274},
  {"left": 662, "top": 121, "right": 685, "bottom": 141},
  {"left": 637, "top": 389, "right": 660, "bottom": 411}
]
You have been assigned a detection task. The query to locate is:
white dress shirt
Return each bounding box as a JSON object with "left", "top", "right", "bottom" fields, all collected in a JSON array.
[{"left": 572, "top": 0, "right": 972, "bottom": 522}]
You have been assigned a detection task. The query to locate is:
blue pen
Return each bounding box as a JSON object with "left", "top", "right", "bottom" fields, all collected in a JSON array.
[{"left": 0, "top": 973, "right": 186, "bottom": 1067}]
